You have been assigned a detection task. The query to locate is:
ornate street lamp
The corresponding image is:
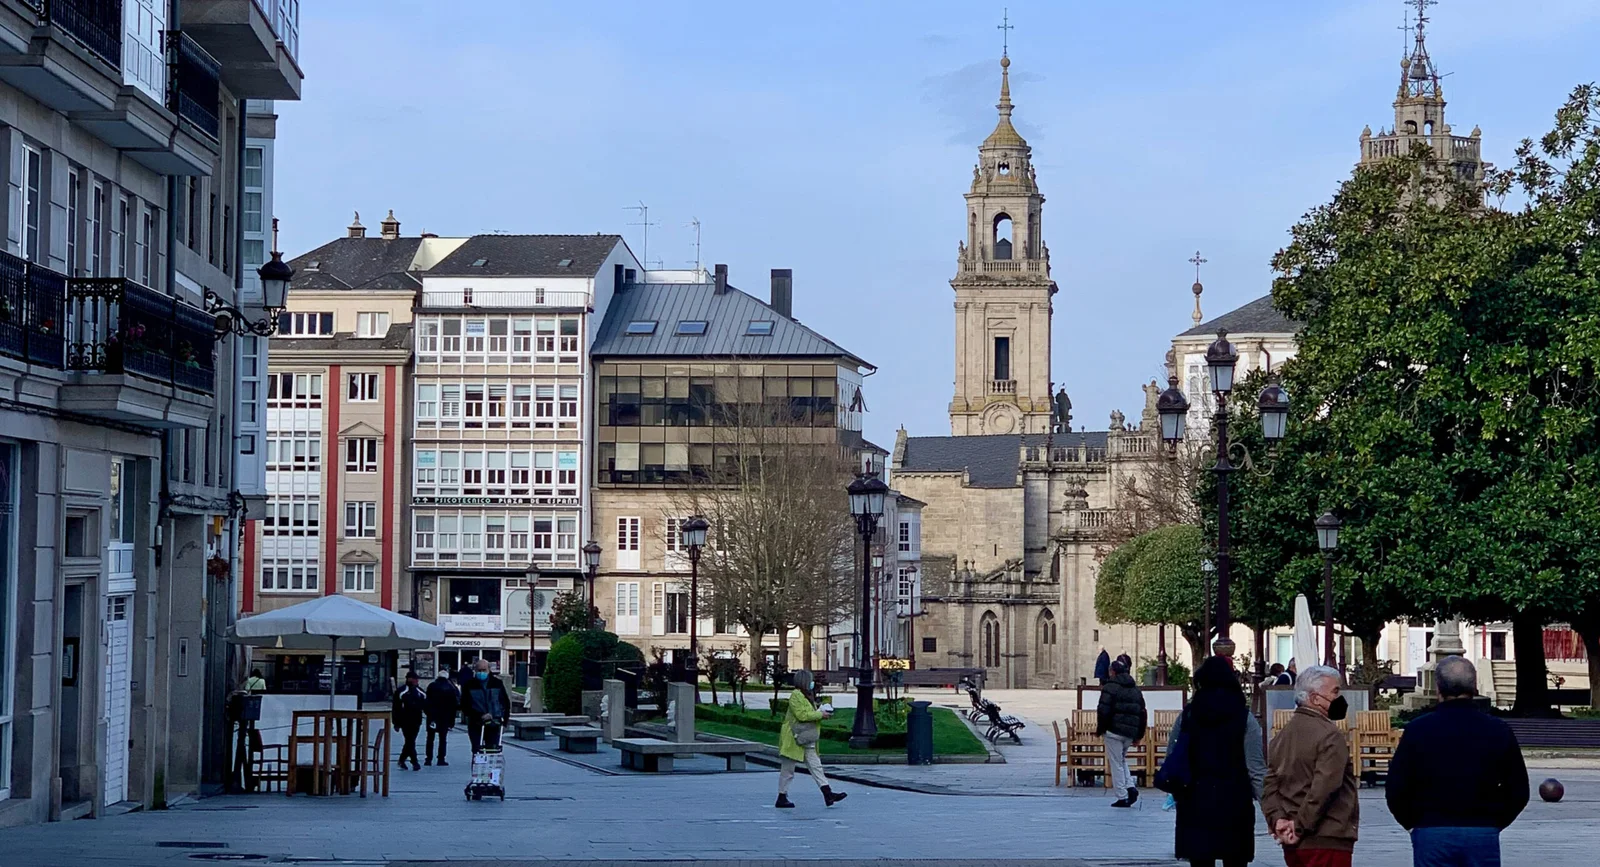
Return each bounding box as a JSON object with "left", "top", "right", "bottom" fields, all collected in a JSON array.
[
  {"left": 847, "top": 472, "right": 889, "bottom": 749},
  {"left": 582, "top": 540, "right": 602, "bottom": 630},
  {"left": 1258, "top": 377, "right": 1290, "bottom": 444},
  {"left": 209, "top": 218, "right": 293, "bottom": 337},
  {"left": 680, "top": 516, "right": 710, "bottom": 688},
  {"left": 1156, "top": 376, "right": 1189, "bottom": 445},
  {"left": 1315, "top": 512, "right": 1341, "bottom": 666}
]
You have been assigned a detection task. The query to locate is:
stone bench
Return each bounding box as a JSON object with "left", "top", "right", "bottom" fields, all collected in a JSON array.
[
  {"left": 614, "top": 737, "right": 750, "bottom": 773},
  {"left": 553, "top": 725, "right": 602, "bottom": 754},
  {"left": 507, "top": 718, "right": 553, "bottom": 741}
]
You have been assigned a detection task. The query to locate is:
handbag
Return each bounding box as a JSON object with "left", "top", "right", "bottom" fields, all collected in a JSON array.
[
  {"left": 1153, "top": 711, "right": 1192, "bottom": 794},
  {"left": 792, "top": 720, "right": 820, "bottom": 747}
]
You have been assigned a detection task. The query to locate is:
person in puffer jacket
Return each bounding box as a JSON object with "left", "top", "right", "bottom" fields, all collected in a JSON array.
[{"left": 1096, "top": 656, "right": 1147, "bottom": 807}]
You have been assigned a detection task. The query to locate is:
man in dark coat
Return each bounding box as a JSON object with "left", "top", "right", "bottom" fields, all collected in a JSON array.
[
  {"left": 1096, "top": 656, "right": 1147, "bottom": 807},
  {"left": 424, "top": 671, "right": 460, "bottom": 766},
  {"left": 1386, "top": 655, "right": 1528, "bottom": 866},
  {"left": 1093, "top": 648, "right": 1111, "bottom": 684},
  {"left": 391, "top": 670, "right": 428, "bottom": 771},
  {"left": 459, "top": 658, "right": 511, "bottom": 752}
]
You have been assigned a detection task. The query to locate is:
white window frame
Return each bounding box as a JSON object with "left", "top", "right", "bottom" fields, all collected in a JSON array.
[
  {"left": 345, "top": 437, "right": 378, "bottom": 473},
  {"left": 616, "top": 517, "right": 641, "bottom": 571},
  {"left": 260, "top": 557, "right": 320, "bottom": 594},
  {"left": 342, "top": 563, "right": 376, "bottom": 593},
  {"left": 356, "top": 311, "right": 390, "bottom": 339},
  {"left": 344, "top": 501, "right": 378, "bottom": 538},
  {"left": 614, "top": 581, "right": 640, "bottom": 635},
  {"left": 347, "top": 372, "right": 380, "bottom": 402},
  {"left": 20, "top": 145, "right": 42, "bottom": 263},
  {"left": 279, "top": 311, "right": 335, "bottom": 337}
]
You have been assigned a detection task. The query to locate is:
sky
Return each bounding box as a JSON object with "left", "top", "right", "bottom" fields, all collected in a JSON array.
[{"left": 274, "top": 0, "right": 1600, "bottom": 449}]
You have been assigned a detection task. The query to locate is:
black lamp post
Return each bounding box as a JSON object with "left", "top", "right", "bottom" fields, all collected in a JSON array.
[
  {"left": 847, "top": 472, "right": 889, "bottom": 749},
  {"left": 208, "top": 218, "right": 293, "bottom": 337},
  {"left": 1315, "top": 512, "right": 1341, "bottom": 666},
  {"left": 681, "top": 516, "right": 710, "bottom": 687},
  {"left": 582, "top": 540, "right": 601, "bottom": 629},
  {"left": 1156, "top": 330, "right": 1290, "bottom": 659}
]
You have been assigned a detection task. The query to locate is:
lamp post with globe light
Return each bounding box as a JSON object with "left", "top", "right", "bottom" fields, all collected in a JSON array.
[
  {"left": 680, "top": 516, "right": 710, "bottom": 686},
  {"left": 1315, "top": 512, "right": 1341, "bottom": 666},
  {"left": 847, "top": 472, "right": 889, "bottom": 749},
  {"left": 582, "top": 540, "right": 602, "bottom": 629}
]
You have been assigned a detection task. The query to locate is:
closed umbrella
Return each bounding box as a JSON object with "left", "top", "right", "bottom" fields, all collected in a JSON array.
[
  {"left": 230, "top": 594, "right": 445, "bottom": 707},
  {"left": 1292, "top": 595, "right": 1318, "bottom": 675}
]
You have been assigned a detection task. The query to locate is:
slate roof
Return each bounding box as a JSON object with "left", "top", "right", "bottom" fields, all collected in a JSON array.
[
  {"left": 271, "top": 323, "right": 413, "bottom": 353},
  {"left": 429, "top": 234, "right": 621, "bottom": 277},
  {"left": 287, "top": 237, "right": 425, "bottom": 291},
  {"left": 591, "top": 281, "right": 871, "bottom": 368},
  {"left": 1180, "top": 294, "right": 1300, "bottom": 337},
  {"left": 898, "top": 432, "right": 1110, "bottom": 488}
]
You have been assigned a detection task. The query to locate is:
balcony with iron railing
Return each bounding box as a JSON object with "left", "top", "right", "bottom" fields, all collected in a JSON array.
[
  {"left": 41, "top": 0, "right": 123, "bottom": 70},
  {"left": 168, "top": 30, "right": 221, "bottom": 140},
  {"left": 0, "top": 251, "right": 67, "bottom": 368}
]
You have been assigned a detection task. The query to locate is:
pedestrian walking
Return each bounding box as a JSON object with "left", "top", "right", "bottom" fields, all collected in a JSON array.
[
  {"left": 459, "top": 659, "right": 510, "bottom": 753},
  {"left": 1262, "top": 664, "right": 1360, "bottom": 867},
  {"left": 1097, "top": 654, "right": 1147, "bottom": 808},
  {"left": 1094, "top": 648, "right": 1112, "bottom": 684},
  {"left": 1386, "top": 655, "right": 1528, "bottom": 866},
  {"left": 392, "top": 670, "right": 427, "bottom": 770},
  {"left": 425, "top": 671, "right": 460, "bottom": 766},
  {"left": 1159, "top": 656, "right": 1267, "bottom": 867},
  {"left": 775, "top": 669, "right": 847, "bottom": 809}
]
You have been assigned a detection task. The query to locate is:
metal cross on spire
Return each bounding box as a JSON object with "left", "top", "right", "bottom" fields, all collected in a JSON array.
[
  {"left": 1189, "top": 250, "right": 1208, "bottom": 284},
  {"left": 997, "top": 8, "right": 1013, "bottom": 56},
  {"left": 1411, "top": 0, "right": 1437, "bottom": 32}
]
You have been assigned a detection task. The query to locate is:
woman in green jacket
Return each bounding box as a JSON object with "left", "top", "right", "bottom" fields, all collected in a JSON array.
[{"left": 776, "top": 669, "right": 847, "bottom": 808}]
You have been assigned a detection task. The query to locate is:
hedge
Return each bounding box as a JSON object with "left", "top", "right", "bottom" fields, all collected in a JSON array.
[{"left": 543, "top": 630, "right": 643, "bottom": 714}]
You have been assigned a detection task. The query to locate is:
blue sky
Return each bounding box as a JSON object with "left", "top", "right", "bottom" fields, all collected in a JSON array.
[{"left": 275, "top": 0, "right": 1600, "bottom": 448}]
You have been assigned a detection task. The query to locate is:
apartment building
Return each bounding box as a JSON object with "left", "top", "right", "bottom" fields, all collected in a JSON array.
[
  {"left": 589, "top": 266, "right": 874, "bottom": 673},
  {"left": 0, "top": 0, "right": 302, "bottom": 824}
]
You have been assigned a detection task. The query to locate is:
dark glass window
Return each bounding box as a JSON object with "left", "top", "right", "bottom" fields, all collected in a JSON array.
[
  {"left": 445, "top": 577, "right": 501, "bottom": 615},
  {"left": 994, "top": 336, "right": 1011, "bottom": 381}
]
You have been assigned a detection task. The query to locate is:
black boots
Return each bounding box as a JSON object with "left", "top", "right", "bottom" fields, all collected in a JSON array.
[
  {"left": 822, "top": 786, "right": 847, "bottom": 806},
  {"left": 775, "top": 794, "right": 795, "bottom": 809}
]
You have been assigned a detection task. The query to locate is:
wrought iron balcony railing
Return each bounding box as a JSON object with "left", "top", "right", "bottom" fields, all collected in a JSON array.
[
  {"left": 169, "top": 31, "right": 222, "bottom": 141},
  {"left": 0, "top": 251, "right": 67, "bottom": 368},
  {"left": 41, "top": 0, "right": 123, "bottom": 70},
  {"left": 66, "top": 277, "right": 217, "bottom": 395}
]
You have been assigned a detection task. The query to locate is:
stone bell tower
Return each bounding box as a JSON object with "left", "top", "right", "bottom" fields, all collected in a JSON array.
[{"left": 948, "top": 51, "right": 1057, "bottom": 437}]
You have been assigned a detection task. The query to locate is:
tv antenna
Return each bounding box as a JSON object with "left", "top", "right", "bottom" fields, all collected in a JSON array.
[
  {"left": 623, "top": 201, "right": 658, "bottom": 270},
  {"left": 686, "top": 217, "right": 702, "bottom": 273}
]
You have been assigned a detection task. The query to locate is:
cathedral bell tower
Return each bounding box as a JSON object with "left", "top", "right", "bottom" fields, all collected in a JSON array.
[
  {"left": 1358, "top": 1, "right": 1484, "bottom": 186},
  {"left": 948, "top": 51, "right": 1057, "bottom": 437}
]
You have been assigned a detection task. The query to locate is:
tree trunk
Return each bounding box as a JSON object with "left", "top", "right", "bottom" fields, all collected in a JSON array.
[
  {"left": 1180, "top": 622, "right": 1206, "bottom": 669},
  {"left": 1511, "top": 611, "right": 1551, "bottom": 716},
  {"left": 1573, "top": 616, "right": 1600, "bottom": 708},
  {"left": 801, "top": 624, "right": 814, "bottom": 672}
]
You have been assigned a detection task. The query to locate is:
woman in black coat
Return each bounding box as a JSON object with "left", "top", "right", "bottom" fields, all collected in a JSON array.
[{"left": 1166, "top": 656, "right": 1267, "bottom": 867}]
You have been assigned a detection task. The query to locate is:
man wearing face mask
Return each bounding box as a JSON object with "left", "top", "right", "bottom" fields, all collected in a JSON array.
[
  {"left": 1262, "top": 665, "right": 1359, "bottom": 867},
  {"left": 459, "top": 658, "right": 511, "bottom": 753}
]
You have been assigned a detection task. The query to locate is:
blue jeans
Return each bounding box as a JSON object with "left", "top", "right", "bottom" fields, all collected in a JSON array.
[{"left": 1412, "top": 826, "right": 1500, "bottom": 867}]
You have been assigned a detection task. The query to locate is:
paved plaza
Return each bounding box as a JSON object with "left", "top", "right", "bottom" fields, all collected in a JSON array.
[{"left": 0, "top": 700, "right": 1593, "bottom": 866}]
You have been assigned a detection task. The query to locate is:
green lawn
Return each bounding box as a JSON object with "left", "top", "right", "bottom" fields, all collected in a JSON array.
[{"left": 694, "top": 704, "right": 988, "bottom": 757}]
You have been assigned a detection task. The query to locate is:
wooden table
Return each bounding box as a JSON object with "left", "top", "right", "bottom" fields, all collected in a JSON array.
[{"left": 287, "top": 709, "right": 391, "bottom": 797}]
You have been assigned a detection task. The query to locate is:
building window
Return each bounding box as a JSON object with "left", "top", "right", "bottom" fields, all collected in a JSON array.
[
  {"left": 276, "top": 312, "right": 335, "bottom": 337},
  {"left": 238, "top": 336, "right": 260, "bottom": 425},
  {"left": 261, "top": 557, "right": 319, "bottom": 593},
  {"left": 90, "top": 184, "right": 104, "bottom": 276},
  {"left": 665, "top": 590, "right": 690, "bottom": 634},
  {"left": 264, "top": 433, "right": 321, "bottom": 471},
  {"left": 980, "top": 612, "right": 1000, "bottom": 668},
  {"left": 346, "top": 438, "right": 378, "bottom": 473},
  {"left": 261, "top": 499, "right": 319, "bottom": 537},
  {"left": 614, "top": 582, "right": 640, "bottom": 635},
  {"left": 357, "top": 312, "right": 390, "bottom": 339},
  {"left": 267, "top": 372, "right": 323, "bottom": 408},
  {"left": 534, "top": 385, "right": 554, "bottom": 428},
  {"left": 616, "top": 517, "right": 640, "bottom": 571},
  {"left": 899, "top": 520, "right": 911, "bottom": 552},
  {"left": 244, "top": 147, "right": 263, "bottom": 188},
  {"left": 746, "top": 320, "right": 774, "bottom": 336},
  {"left": 557, "top": 384, "right": 579, "bottom": 427},
  {"left": 413, "top": 515, "right": 434, "bottom": 553},
  {"left": 342, "top": 564, "right": 376, "bottom": 593},
  {"left": 993, "top": 336, "right": 1011, "bottom": 382},
  {"left": 347, "top": 372, "right": 379, "bottom": 402},
  {"left": 922, "top": 637, "right": 937, "bottom": 653},
  {"left": 415, "top": 384, "right": 438, "bottom": 420},
  {"left": 21, "top": 146, "right": 41, "bottom": 263},
  {"left": 136, "top": 206, "right": 154, "bottom": 286},
  {"left": 625, "top": 321, "right": 656, "bottom": 336},
  {"left": 66, "top": 169, "right": 80, "bottom": 275},
  {"left": 111, "top": 195, "right": 128, "bottom": 277},
  {"left": 344, "top": 501, "right": 377, "bottom": 538}
]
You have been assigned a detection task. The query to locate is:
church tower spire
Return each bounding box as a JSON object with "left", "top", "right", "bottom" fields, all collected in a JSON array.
[
  {"left": 1359, "top": 0, "right": 1484, "bottom": 184},
  {"left": 948, "top": 36, "right": 1056, "bottom": 437}
]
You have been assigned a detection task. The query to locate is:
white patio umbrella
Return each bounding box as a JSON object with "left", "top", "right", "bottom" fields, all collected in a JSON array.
[
  {"left": 229, "top": 594, "right": 445, "bottom": 707},
  {"left": 1292, "top": 594, "right": 1319, "bottom": 674}
]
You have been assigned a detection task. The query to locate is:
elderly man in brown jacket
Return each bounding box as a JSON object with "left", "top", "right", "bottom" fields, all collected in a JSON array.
[{"left": 1262, "top": 665, "right": 1359, "bottom": 867}]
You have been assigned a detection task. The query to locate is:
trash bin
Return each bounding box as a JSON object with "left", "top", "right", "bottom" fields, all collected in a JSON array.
[{"left": 906, "top": 700, "right": 934, "bottom": 765}]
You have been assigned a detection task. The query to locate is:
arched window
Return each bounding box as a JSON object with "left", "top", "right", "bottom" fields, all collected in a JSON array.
[
  {"left": 992, "top": 214, "right": 1013, "bottom": 261},
  {"left": 1036, "top": 610, "right": 1056, "bottom": 673},
  {"left": 1404, "top": 119, "right": 1418, "bottom": 135},
  {"left": 979, "top": 612, "right": 1001, "bottom": 668}
]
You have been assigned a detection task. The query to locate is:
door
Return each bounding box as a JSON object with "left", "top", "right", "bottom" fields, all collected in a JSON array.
[{"left": 102, "top": 595, "right": 131, "bottom": 806}]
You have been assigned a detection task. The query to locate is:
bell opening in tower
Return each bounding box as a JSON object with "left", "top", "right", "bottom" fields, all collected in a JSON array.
[
  {"left": 993, "top": 213, "right": 1013, "bottom": 260},
  {"left": 993, "top": 336, "right": 1011, "bottom": 382}
]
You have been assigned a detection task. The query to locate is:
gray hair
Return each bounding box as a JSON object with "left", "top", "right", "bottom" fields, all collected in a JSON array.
[
  {"left": 790, "top": 669, "right": 814, "bottom": 692},
  {"left": 1293, "top": 665, "right": 1342, "bottom": 707},
  {"left": 1435, "top": 655, "right": 1477, "bottom": 698}
]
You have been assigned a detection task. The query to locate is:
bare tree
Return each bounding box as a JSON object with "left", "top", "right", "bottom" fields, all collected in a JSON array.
[
  {"left": 1097, "top": 444, "right": 1205, "bottom": 559},
  {"left": 669, "top": 401, "right": 858, "bottom": 673}
]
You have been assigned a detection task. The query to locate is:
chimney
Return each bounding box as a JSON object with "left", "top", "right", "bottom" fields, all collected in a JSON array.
[
  {"left": 613, "top": 263, "right": 625, "bottom": 291},
  {"left": 713, "top": 263, "right": 728, "bottom": 295},
  {"left": 770, "top": 268, "right": 793, "bottom": 318},
  {"left": 380, "top": 209, "right": 400, "bottom": 240},
  {"left": 347, "top": 211, "right": 366, "bottom": 239}
]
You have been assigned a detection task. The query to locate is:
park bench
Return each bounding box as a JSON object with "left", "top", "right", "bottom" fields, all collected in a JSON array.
[
  {"left": 507, "top": 717, "right": 552, "bottom": 741},
  {"left": 1504, "top": 718, "right": 1600, "bottom": 749},
  {"left": 979, "top": 698, "right": 1025, "bottom": 743},
  {"left": 614, "top": 737, "right": 750, "bottom": 772},
  {"left": 553, "top": 725, "right": 602, "bottom": 754}
]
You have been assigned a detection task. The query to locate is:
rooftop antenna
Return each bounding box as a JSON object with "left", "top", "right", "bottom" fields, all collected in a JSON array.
[
  {"left": 686, "top": 217, "right": 702, "bottom": 273},
  {"left": 997, "top": 7, "right": 1013, "bottom": 57},
  {"left": 623, "top": 201, "right": 658, "bottom": 271}
]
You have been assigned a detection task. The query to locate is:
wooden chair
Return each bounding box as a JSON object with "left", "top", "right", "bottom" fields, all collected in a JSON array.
[
  {"left": 1352, "top": 710, "right": 1398, "bottom": 782},
  {"left": 1271, "top": 709, "right": 1294, "bottom": 741},
  {"left": 1065, "top": 709, "right": 1105, "bottom": 788},
  {"left": 1146, "top": 711, "right": 1179, "bottom": 781},
  {"left": 247, "top": 727, "right": 288, "bottom": 793},
  {"left": 1052, "top": 720, "right": 1071, "bottom": 786}
]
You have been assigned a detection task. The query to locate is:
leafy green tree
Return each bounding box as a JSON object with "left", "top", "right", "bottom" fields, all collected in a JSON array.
[
  {"left": 1261, "top": 85, "right": 1600, "bottom": 713},
  {"left": 1095, "top": 524, "right": 1208, "bottom": 666},
  {"left": 547, "top": 590, "right": 596, "bottom": 640}
]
